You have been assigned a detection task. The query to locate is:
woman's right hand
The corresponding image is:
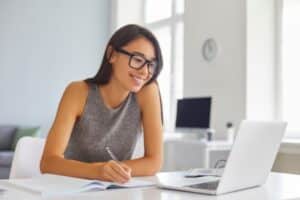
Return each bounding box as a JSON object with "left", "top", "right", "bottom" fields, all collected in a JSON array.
[{"left": 99, "top": 160, "right": 132, "bottom": 184}]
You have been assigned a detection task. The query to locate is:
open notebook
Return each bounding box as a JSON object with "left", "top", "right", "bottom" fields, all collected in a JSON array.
[{"left": 9, "top": 174, "right": 155, "bottom": 196}]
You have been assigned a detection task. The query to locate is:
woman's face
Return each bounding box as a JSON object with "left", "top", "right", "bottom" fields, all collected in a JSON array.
[{"left": 110, "top": 37, "right": 156, "bottom": 93}]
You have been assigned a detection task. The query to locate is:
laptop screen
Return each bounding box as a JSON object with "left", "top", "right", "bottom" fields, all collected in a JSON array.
[{"left": 175, "top": 97, "right": 211, "bottom": 129}]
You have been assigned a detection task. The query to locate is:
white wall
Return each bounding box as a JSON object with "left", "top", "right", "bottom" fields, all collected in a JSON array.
[
  {"left": 184, "top": 0, "right": 299, "bottom": 174},
  {"left": 184, "top": 0, "right": 247, "bottom": 135},
  {"left": 246, "top": 0, "right": 276, "bottom": 120},
  {"left": 0, "top": 0, "right": 110, "bottom": 136}
]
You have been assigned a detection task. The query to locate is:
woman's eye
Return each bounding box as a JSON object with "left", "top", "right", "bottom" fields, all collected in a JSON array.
[
  {"left": 133, "top": 56, "right": 144, "bottom": 63},
  {"left": 149, "top": 62, "right": 157, "bottom": 69}
]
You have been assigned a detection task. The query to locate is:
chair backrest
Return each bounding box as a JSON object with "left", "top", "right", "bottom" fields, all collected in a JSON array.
[
  {"left": 9, "top": 136, "right": 45, "bottom": 179},
  {"left": 131, "top": 133, "right": 144, "bottom": 159}
]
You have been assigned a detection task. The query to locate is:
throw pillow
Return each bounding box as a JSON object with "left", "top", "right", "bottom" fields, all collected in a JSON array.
[
  {"left": 11, "top": 127, "right": 40, "bottom": 150},
  {"left": 0, "top": 126, "right": 17, "bottom": 150}
]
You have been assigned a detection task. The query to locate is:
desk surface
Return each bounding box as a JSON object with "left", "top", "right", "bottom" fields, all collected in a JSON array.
[{"left": 1, "top": 172, "right": 300, "bottom": 200}]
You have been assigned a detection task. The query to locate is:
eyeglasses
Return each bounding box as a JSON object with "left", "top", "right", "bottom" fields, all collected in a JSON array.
[{"left": 115, "top": 48, "right": 157, "bottom": 76}]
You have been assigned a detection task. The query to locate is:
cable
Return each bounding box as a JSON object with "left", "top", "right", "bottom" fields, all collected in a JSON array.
[{"left": 214, "top": 159, "right": 227, "bottom": 168}]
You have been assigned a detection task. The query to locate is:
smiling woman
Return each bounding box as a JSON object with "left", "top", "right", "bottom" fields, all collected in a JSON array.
[{"left": 40, "top": 24, "right": 164, "bottom": 183}]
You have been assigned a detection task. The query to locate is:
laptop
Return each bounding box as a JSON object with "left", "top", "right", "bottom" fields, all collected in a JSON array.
[{"left": 158, "top": 120, "right": 287, "bottom": 195}]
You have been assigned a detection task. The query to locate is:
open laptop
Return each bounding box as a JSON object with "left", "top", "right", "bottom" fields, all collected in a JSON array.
[{"left": 158, "top": 120, "right": 287, "bottom": 195}]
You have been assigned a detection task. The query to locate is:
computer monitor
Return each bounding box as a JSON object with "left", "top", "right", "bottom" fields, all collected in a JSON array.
[{"left": 175, "top": 97, "right": 211, "bottom": 129}]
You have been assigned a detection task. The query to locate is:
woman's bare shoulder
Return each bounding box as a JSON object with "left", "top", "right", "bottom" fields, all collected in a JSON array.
[
  {"left": 65, "top": 80, "right": 89, "bottom": 95},
  {"left": 136, "top": 82, "right": 160, "bottom": 109},
  {"left": 61, "top": 80, "right": 89, "bottom": 115}
]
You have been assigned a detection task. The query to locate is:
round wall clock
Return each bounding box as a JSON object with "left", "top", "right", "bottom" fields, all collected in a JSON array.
[{"left": 202, "top": 38, "right": 218, "bottom": 62}]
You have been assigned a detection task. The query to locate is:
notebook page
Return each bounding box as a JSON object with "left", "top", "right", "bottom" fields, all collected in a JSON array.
[
  {"left": 9, "top": 174, "right": 106, "bottom": 194},
  {"left": 101, "top": 179, "right": 156, "bottom": 188},
  {"left": 9, "top": 174, "right": 155, "bottom": 196}
]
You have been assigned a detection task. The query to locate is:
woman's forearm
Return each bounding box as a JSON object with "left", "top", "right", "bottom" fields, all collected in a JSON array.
[
  {"left": 40, "top": 155, "right": 104, "bottom": 180},
  {"left": 122, "top": 156, "right": 163, "bottom": 176},
  {"left": 40, "top": 154, "right": 162, "bottom": 180}
]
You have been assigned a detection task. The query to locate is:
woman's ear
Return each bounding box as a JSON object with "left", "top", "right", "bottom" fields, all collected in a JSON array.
[{"left": 106, "top": 46, "right": 117, "bottom": 64}]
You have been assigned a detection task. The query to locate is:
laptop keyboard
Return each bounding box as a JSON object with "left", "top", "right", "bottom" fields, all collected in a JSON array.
[{"left": 185, "top": 168, "right": 224, "bottom": 177}]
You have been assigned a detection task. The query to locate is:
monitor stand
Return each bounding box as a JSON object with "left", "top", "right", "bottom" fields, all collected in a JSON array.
[{"left": 174, "top": 128, "right": 215, "bottom": 141}]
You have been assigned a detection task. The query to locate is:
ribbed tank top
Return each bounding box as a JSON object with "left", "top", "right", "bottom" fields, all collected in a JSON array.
[{"left": 64, "top": 82, "right": 142, "bottom": 162}]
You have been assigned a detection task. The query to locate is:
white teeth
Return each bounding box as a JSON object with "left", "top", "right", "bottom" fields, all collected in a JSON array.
[{"left": 131, "top": 75, "right": 143, "bottom": 84}]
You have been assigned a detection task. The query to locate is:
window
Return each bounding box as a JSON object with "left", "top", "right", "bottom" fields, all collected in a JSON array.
[
  {"left": 144, "top": 0, "right": 184, "bottom": 131},
  {"left": 111, "top": 0, "right": 184, "bottom": 131},
  {"left": 280, "top": 0, "right": 300, "bottom": 137}
]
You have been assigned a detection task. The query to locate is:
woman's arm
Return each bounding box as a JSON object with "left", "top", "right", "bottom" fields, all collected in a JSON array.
[
  {"left": 123, "top": 82, "right": 163, "bottom": 176},
  {"left": 40, "top": 81, "right": 130, "bottom": 183}
]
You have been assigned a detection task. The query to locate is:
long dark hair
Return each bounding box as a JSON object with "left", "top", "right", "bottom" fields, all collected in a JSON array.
[
  {"left": 85, "top": 24, "right": 163, "bottom": 85},
  {"left": 85, "top": 24, "right": 164, "bottom": 124}
]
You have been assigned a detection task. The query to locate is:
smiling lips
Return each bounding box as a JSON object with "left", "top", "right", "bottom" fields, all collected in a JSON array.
[{"left": 129, "top": 73, "right": 145, "bottom": 86}]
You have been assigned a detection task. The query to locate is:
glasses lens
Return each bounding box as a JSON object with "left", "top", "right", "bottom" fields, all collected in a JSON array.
[
  {"left": 148, "top": 61, "right": 157, "bottom": 74},
  {"left": 130, "top": 55, "right": 145, "bottom": 69},
  {"left": 130, "top": 54, "right": 157, "bottom": 75}
]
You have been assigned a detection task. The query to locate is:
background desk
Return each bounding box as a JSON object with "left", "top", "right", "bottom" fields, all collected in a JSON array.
[
  {"left": 1, "top": 172, "right": 300, "bottom": 199},
  {"left": 163, "top": 133, "right": 232, "bottom": 171}
]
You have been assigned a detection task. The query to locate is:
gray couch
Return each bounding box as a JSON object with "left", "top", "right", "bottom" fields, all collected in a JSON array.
[{"left": 0, "top": 125, "right": 39, "bottom": 179}]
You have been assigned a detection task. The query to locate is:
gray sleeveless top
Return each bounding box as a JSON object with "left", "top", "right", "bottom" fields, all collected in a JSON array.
[{"left": 64, "top": 83, "right": 142, "bottom": 162}]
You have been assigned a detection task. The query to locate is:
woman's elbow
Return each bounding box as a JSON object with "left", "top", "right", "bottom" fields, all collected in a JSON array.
[
  {"left": 145, "top": 157, "right": 163, "bottom": 176},
  {"left": 40, "top": 158, "right": 47, "bottom": 174},
  {"left": 148, "top": 166, "right": 161, "bottom": 176},
  {"left": 40, "top": 155, "right": 50, "bottom": 174},
  {"left": 40, "top": 155, "right": 57, "bottom": 174}
]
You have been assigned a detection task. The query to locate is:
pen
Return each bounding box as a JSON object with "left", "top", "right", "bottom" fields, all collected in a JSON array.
[
  {"left": 105, "top": 147, "right": 131, "bottom": 177},
  {"left": 105, "top": 147, "right": 119, "bottom": 161}
]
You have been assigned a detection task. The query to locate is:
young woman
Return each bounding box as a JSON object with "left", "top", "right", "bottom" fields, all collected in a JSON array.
[{"left": 40, "top": 24, "right": 164, "bottom": 184}]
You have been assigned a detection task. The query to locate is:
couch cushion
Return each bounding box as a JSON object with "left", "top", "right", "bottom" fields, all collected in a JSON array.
[
  {"left": 0, "top": 126, "right": 17, "bottom": 150},
  {"left": 0, "top": 166, "right": 11, "bottom": 179},
  {"left": 0, "top": 151, "right": 14, "bottom": 167},
  {"left": 11, "top": 126, "right": 40, "bottom": 150}
]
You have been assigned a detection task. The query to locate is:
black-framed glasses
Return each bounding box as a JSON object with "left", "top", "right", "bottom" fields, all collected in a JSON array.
[{"left": 116, "top": 48, "right": 157, "bottom": 75}]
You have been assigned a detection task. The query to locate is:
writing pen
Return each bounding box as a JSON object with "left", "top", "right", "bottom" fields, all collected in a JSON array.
[
  {"left": 105, "top": 147, "right": 119, "bottom": 161},
  {"left": 105, "top": 147, "right": 132, "bottom": 177}
]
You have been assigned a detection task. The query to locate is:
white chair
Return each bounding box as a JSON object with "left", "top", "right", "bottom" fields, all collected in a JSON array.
[
  {"left": 9, "top": 136, "right": 143, "bottom": 179},
  {"left": 9, "top": 136, "right": 45, "bottom": 179},
  {"left": 131, "top": 133, "right": 145, "bottom": 159}
]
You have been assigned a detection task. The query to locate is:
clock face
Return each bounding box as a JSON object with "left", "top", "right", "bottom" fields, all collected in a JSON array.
[{"left": 202, "top": 38, "right": 218, "bottom": 62}]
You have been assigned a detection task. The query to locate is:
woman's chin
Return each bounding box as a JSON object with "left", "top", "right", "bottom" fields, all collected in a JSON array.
[
  {"left": 129, "top": 84, "right": 143, "bottom": 93},
  {"left": 130, "top": 87, "right": 141, "bottom": 93}
]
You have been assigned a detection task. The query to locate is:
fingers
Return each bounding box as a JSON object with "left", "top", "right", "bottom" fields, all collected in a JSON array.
[
  {"left": 106, "top": 168, "right": 127, "bottom": 183},
  {"left": 103, "top": 161, "right": 132, "bottom": 184},
  {"left": 110, "top": 162, "right": 131, "bottom": 180},
  {"left": 120, "top": 163, "right": 132, "bottom": 176}
]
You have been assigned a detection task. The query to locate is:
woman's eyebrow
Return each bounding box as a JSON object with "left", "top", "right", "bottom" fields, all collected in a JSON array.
[{"left": 131, "top": 51, "right": 156, "bottom": 61}]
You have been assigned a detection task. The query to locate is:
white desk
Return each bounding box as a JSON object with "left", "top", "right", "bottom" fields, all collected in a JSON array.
[
  {"left": 163, "top": 133, "right": 232, "bottom": 170},
  {"left": 1, "top": 172, "right": 300, "bottom": 199}
]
